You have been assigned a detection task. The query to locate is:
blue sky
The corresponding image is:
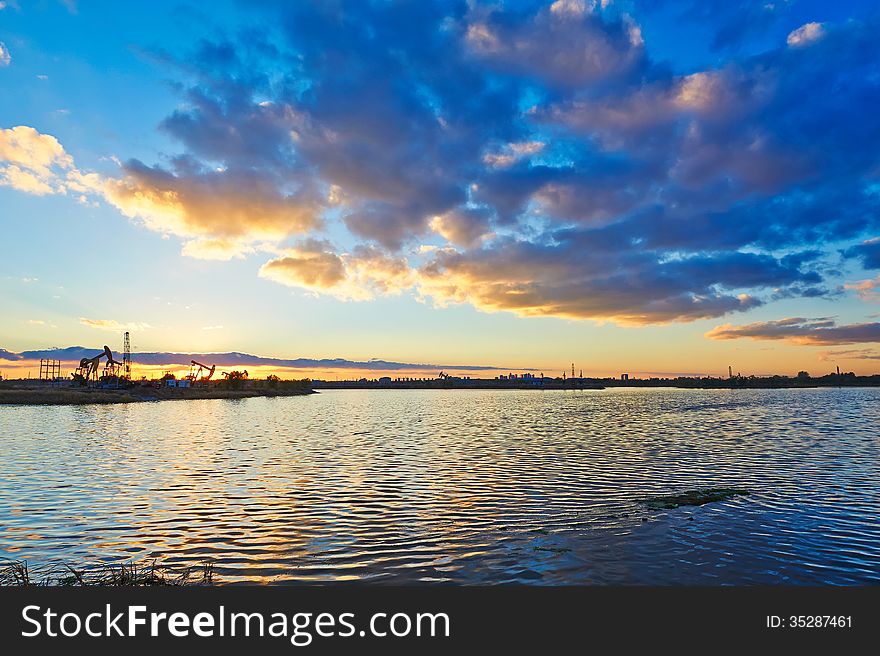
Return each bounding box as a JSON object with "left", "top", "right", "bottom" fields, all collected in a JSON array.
[{"left": 1, "top": 0, "right": 880, "bottom": 378}]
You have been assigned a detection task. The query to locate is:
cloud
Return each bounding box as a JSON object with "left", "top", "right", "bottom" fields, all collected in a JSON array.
[
  {"left": 706, "top": 317, "right": 880, "bottom": 345},
  {"left": 845, "top": 275, "right": 880, "bottom": 301},
  {"left": 0, "top": 42, "right": 10, "bottom": 67},
  {"left": 179, "top": 238, "right": 255, "bottom": 261},
  {"left": 430, "top": 207, "right": 493, "bottom": 247},
  {"left": 258, "top": 239, "right": 347, "bottom": 292},
  {"left": 4, "top": 4, "right": 880, "bottom": 327},
  {"left": 818, "top": 348, "right": 880, "bottom": 362},
  {"left": 465, "top": 1, "right": 646, "bottom": 88},
  {"left": 844, "top": 238, "right": 880, "bottom": 270},
  {"left": 0, "top": 348, "right": 23, "bottom": 361},
  {"left": 416, "top": 231, "right": 799, "bottom": 324},
  {"left": 259, "top": 241, "right": 414, "bottom": 300},
  {"left": 79, "top": 318, "right": 151, "bottom": 332},
  {"left": 482, "top": 141, "right": 545, "bottom": 169},
  {"left": 787, "top": 22, "right": 825, "bottom": 47},
  {"left": 0, "top": 126, "right": 74, "bottom": 194},
  {"left": 0, "top": 126, "right": 72, "bottom": 172},
  {"left": 104, "top": 159, "right": 323, "bottom": 248},
  {"left": 0, "top": 125, "right": 322, "bottom": 258}
]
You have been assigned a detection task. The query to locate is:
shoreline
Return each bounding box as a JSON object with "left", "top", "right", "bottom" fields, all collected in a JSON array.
[
  {"left": 0, "top": 385, "right": 316, "bottom": 406},
  {"left": 3, "top": 379, "right": 880, "bottom": 405}
]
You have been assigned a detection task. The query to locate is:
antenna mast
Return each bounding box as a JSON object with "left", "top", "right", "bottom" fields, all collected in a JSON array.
[{"left": 123, "top": 331, "right": 131, "bottom": 381}]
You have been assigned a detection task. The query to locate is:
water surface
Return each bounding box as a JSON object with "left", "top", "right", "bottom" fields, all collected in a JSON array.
[{"left": 1, "top": 388, "right": 878, "bottom": 584}]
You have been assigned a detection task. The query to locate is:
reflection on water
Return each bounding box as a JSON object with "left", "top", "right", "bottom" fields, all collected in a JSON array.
[{"left": 1, "top": 388, "right": 879, "bottom": 584}]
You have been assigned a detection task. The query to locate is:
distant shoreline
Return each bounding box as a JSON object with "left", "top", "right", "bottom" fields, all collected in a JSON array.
[
  {"left": 313, "top": 373, "right": 880, "bottom": 391},
  {"left": 3, "top": 375, "right": 880, "bottom": 406}
]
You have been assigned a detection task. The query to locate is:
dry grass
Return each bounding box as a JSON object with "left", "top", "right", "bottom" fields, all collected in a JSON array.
[{"left": 0, "top": 559, "right": 214, "bottom": 586}]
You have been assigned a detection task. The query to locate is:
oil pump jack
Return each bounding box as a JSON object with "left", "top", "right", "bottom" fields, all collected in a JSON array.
[
  {"left": 75, "top": 345, "right": 124, "bottom": 382},
  {"left": 188, "top": 360, "right": 216, "bottom": 384}
]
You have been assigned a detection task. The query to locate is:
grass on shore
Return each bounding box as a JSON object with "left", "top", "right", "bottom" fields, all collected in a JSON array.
[{"left": 0, "top": 559, "right": 214, "bottom": 586}]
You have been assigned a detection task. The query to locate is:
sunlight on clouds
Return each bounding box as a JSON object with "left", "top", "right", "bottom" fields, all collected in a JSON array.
[
  {"left": 0, "top": 164, "right": 56, "bottom": 194},
  {"left": 482, "top": 141, "right": 544, "bottom": 169},
  {"left": 0, "top": 126, "right": 323, "bottom": 260},
  {"left": 180, "top": 237, "right": 255, "bottom": 260},
  {"left": 0, "top": 126, "right": 72, "bottom": 173},
  {"left": 706, "top": 317, "right": 880, "bottom": 345},
  {"left": 675, "top": 72, "right": 721, "bottom": 111},
  {"left": 259, "top": 241, "right": 414, "bottom": 301},
  {"left": 549, "top": 1, "right": 590, "bottom": 18},
  {"left": 104, "top": 163, "right": 322, "bottom": 246},
  {"left": 429, "top": 208, "right": 493, "bottom": 247},
  {"left": 818, "top": 348, "right": 880, "bottom": 362},
  {"left": 259, "top": 240, "right": 346, "bottom": 292},
  {"left": 787, "top": 22, "right": 825, "bottom": 47},
  {"left": 845, "top": 275, "right": 880, "bottom": 302},
  {"left": 465, "top": 23, "right": 500, "bottom": 53},
  {"left": 0, "top": 126, "right": 73, "bottom": 193},
  {"left": 79, "top": 317, "right": 151, "bottom": 331}
]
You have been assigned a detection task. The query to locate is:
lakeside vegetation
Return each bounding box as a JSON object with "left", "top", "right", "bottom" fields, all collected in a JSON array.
[{"left": 1, "top": 559, "right": 214, "bottom": 586}]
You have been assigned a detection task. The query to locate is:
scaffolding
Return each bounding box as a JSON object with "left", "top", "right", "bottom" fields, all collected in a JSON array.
[{"left": 39, "top": 359, "right": 62, "bottom": 381}]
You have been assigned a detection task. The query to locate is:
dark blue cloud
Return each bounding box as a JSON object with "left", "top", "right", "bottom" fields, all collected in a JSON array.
[
  {"left": 0, "top": 349, "right": 23, "bottom": 361},
  {"left": 844, "top": 239, "right": 880, "bottom": 270}
]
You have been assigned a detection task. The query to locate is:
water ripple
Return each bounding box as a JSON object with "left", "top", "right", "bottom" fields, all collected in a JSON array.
[{"left": 1, "top": 387, "right": 879, "bottom": 584}]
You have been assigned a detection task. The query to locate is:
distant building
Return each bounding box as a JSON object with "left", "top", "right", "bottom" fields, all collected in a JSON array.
[{"left": 621, "top": 373, "right": 629, "bottom": 381}]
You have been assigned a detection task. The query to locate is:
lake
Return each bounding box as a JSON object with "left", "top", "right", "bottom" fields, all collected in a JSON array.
[{"left": 1, "top": 387, "right": 878, "bottom": 584}]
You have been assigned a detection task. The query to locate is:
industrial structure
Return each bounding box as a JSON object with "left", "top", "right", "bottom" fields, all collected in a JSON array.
[
  {"left": 75, "top": 346, "right": 121, "bottom": 382},
  {"left": 123, "top": 331, "right": 131, "bottom": 381},
  {"left": 71, "top": 333, "right": 133, "bottom": 387},
  {"left": 39, "top": 359, "right": 62, "bottom": 381},
  {"left": 188, "top": 359, "right": 217, "bottom": 384}
]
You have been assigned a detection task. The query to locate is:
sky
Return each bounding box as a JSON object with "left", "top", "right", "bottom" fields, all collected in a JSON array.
[{"left": 1, "top": 0, "right": 880, "bottom": 380}]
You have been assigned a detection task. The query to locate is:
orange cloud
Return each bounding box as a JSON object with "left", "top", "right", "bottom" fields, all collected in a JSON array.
[
  {"left": 845, "top": 275, "right": 880, "bottom": 302},
  {"left": 259, "top": 241, "right": 414, "bottom": 300},
  {"left": 103, "top": 162, "right": 322, "bottom": 249},
  {"left": 1, "top": 126, "right": 325, "bottom": 260}
]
